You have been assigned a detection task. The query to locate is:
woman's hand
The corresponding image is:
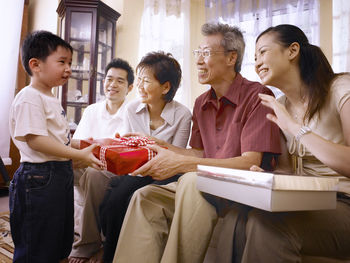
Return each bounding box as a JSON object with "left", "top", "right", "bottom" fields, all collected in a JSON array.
[
  {"left": 258, "top": 93, "right": 301, "bottom": 136},
  {"left": 250, "top": 165, "right": 264, "bottom": 172}
]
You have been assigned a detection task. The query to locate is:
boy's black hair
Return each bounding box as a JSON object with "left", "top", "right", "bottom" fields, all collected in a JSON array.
[
  {"left": 21, "top": 30, "right": 73, "bottom": 76},
  {"left": 105, "top": 58, "right": 135, "bottom": 86}
]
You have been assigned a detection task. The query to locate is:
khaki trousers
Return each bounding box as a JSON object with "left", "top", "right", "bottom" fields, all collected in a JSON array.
[
  {"left": 216, "top": 198, "right": 350, "bottom": 263},
  {"left": 113, "top": 172, "right": 218, "bottom": 263},
  {"left": 70, "top": 167, "right": 114, "bottom": 258}
]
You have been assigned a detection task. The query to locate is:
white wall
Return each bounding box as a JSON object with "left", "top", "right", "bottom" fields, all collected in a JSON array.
[
  {"left": 0, "top": 0, "right": 24, "bottom": 164},
  {"left": 29, "top": 0, "right": 59, "bottom": 33}
]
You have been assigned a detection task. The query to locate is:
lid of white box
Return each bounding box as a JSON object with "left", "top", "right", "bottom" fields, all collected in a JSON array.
[{"left": 197, "top": 165, "right": 339, "bottom": 191}]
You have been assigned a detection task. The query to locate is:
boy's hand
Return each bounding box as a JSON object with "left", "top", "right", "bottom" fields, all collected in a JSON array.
[{"left": 79, "top": 144, "right": 103, "bottom": 170}]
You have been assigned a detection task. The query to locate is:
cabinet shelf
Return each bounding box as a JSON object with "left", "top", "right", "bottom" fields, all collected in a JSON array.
[
  {"left": 70, "top": 70, "right": 90, "bottom": 80},
  {"left": 98, "top": 41, "right": 113, "bottom": 50},
  {"left": 69, "top": 70, "right": 104, "bottom": 81},
  {"left": 66, "top": 101, "right": 89, "bottom": 107}
]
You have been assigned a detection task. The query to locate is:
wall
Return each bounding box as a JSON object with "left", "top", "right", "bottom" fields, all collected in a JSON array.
[
  {"left": 189, "top": 0, "right": 206, "bottom": 107},
  {"left": 319, "top": 0, "right": 333, "bottom": 64},
  {"left": 100, "top": 0, "right": 143, "bottom": 69},
  {"left": 5, "top": 0, "right": 29, "bottom": 180},
  {"left": 0, "top": 0, "right": 25, "bottom": 183},
  {"left": 104, "top": 0, "right": 144, "bottom": 100},
  {"left": 115, "top": 1, "right": 144, "bottom": 70},
  {"left": 28, "top": 0, "right": 59, "bottom": 33}
]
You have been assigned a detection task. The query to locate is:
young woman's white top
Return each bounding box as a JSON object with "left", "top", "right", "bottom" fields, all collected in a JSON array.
[{"left": 280, "top": 74, "right": 350, "bottom": 194}]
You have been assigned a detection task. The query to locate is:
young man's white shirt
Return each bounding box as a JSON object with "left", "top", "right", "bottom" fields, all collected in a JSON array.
[{"left": 73, "top": 100, "right": 128, "bottom": 140}]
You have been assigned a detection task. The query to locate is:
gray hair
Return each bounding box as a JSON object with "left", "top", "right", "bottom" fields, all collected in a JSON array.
[{"left": 201, "top": 22, "right": 245, "bottom": 72}]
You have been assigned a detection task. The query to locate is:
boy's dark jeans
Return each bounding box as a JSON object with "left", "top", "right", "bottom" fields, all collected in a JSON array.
[{"left": 9, "top": 161, "right": 74, "bottom": 263}]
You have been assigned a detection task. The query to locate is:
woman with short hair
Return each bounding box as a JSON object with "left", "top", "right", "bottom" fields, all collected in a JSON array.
[{"left": 99, "top": 51, "right": 192, "bottom": 263}]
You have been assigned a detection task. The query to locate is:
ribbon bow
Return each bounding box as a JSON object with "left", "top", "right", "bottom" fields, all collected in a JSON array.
[{"left": 118, "top": 136, "right": 155, "bottom": 147}]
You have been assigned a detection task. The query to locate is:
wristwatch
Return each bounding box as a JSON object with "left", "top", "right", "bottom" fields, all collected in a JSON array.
[{"left": 295, "top": 126, "right": 312, "bottom": 141}]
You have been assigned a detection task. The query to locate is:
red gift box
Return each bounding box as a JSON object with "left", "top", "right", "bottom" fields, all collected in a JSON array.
[{"left": 80, "top": 137, "right": 156, "bottom": 175}]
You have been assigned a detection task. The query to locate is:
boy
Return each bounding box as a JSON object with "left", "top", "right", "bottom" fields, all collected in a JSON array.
[{"left": 9, "top": 30, "right": 103, "bottom": 263}]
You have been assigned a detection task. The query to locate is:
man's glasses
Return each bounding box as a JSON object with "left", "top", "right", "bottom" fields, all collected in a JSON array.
[{"left": 192, "top": 49, "right": 233, "bottom": 58}]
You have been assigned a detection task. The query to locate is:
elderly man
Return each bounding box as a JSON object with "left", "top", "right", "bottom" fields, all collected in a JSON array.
[{"left": 113, "top": 22, "right": 281, "bottom": 263}]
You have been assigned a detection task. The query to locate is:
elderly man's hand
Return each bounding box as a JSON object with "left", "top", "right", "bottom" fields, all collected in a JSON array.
[{"left": 131, "top": 144, "right": 183, "bottom": 180}]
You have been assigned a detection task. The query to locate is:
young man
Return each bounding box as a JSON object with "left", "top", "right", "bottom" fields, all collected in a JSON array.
[
  {"left": 113, "top": 22, "right": 281, "bottom": 263},
  {"left": 9, "top": 30, "right": 102, "bottom": 263},
  {"left": 69, "top": 59, "right": 134, "bottom": 263}
]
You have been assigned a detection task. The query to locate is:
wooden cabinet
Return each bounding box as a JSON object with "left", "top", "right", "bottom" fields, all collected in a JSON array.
[{"left": 57, "top": 0, "right": 120, "bottom": 130}]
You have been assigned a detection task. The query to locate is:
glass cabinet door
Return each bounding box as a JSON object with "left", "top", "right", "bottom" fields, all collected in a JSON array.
[
  {"left": 57, "top": 0, "right": 120, "bottom": 132},
  {"left": 96, "top": 17, "right": 113, "bottom": 103},
  {"left": 67, "top": 12, "right": 92, "bottom": 129}
]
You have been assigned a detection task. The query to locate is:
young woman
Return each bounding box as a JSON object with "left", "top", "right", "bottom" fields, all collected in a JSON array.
[
  {"left": 99, "top": 51, "right": 192, "bottom": 263},
  {"left": 217, "top": 24, "right": 350, "bottom": 263}
]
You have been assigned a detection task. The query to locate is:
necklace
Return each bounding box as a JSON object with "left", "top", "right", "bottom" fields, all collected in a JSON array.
[
  {"left": 286, "top": 98, "right": 307, "bottom": 123},
  {"left": 149, "top": 118, "right": 164, "bottom": 130}
]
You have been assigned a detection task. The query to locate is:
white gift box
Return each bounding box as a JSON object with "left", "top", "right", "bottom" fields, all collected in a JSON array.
[{"left": 196, "top": 165, "right": 339, "bottom": 212}]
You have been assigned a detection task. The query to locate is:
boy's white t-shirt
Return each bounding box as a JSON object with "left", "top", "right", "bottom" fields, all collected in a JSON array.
[{"left": 9, "top": 86, "right": 71, "bottom": 163}]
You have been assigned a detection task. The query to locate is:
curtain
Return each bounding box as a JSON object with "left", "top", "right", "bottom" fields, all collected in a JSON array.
[
  {"left": 205, "top": 0, "right": 319, "bottom": 97},
  {"left": 332, "top": 0, "right": 350, "bottom": 73},
  {"left": 0, "top": 0, "right": 24, "bottom": 165},
  {"left": 138, "top": 0, "right": 191, "bottom": 108}
]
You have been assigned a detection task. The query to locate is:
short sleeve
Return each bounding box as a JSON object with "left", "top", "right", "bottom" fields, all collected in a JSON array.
[
  {"left": 189, "top": 100, "right": 203, "bottom": 150},
  {"left": 12, "top": 102, "right": 48, "bottom": 141},
  {"left": 241, "top": 88, "right": 281, "bottom": 154},
  {"left": 170, "top": 106, "right": 192, "bottom": 148},
  {"left": 73, "top": 105, "right": 93, "bottom": 139},
  {"left": 331, "top": 74, "right": 350, "bottom": 113}
]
